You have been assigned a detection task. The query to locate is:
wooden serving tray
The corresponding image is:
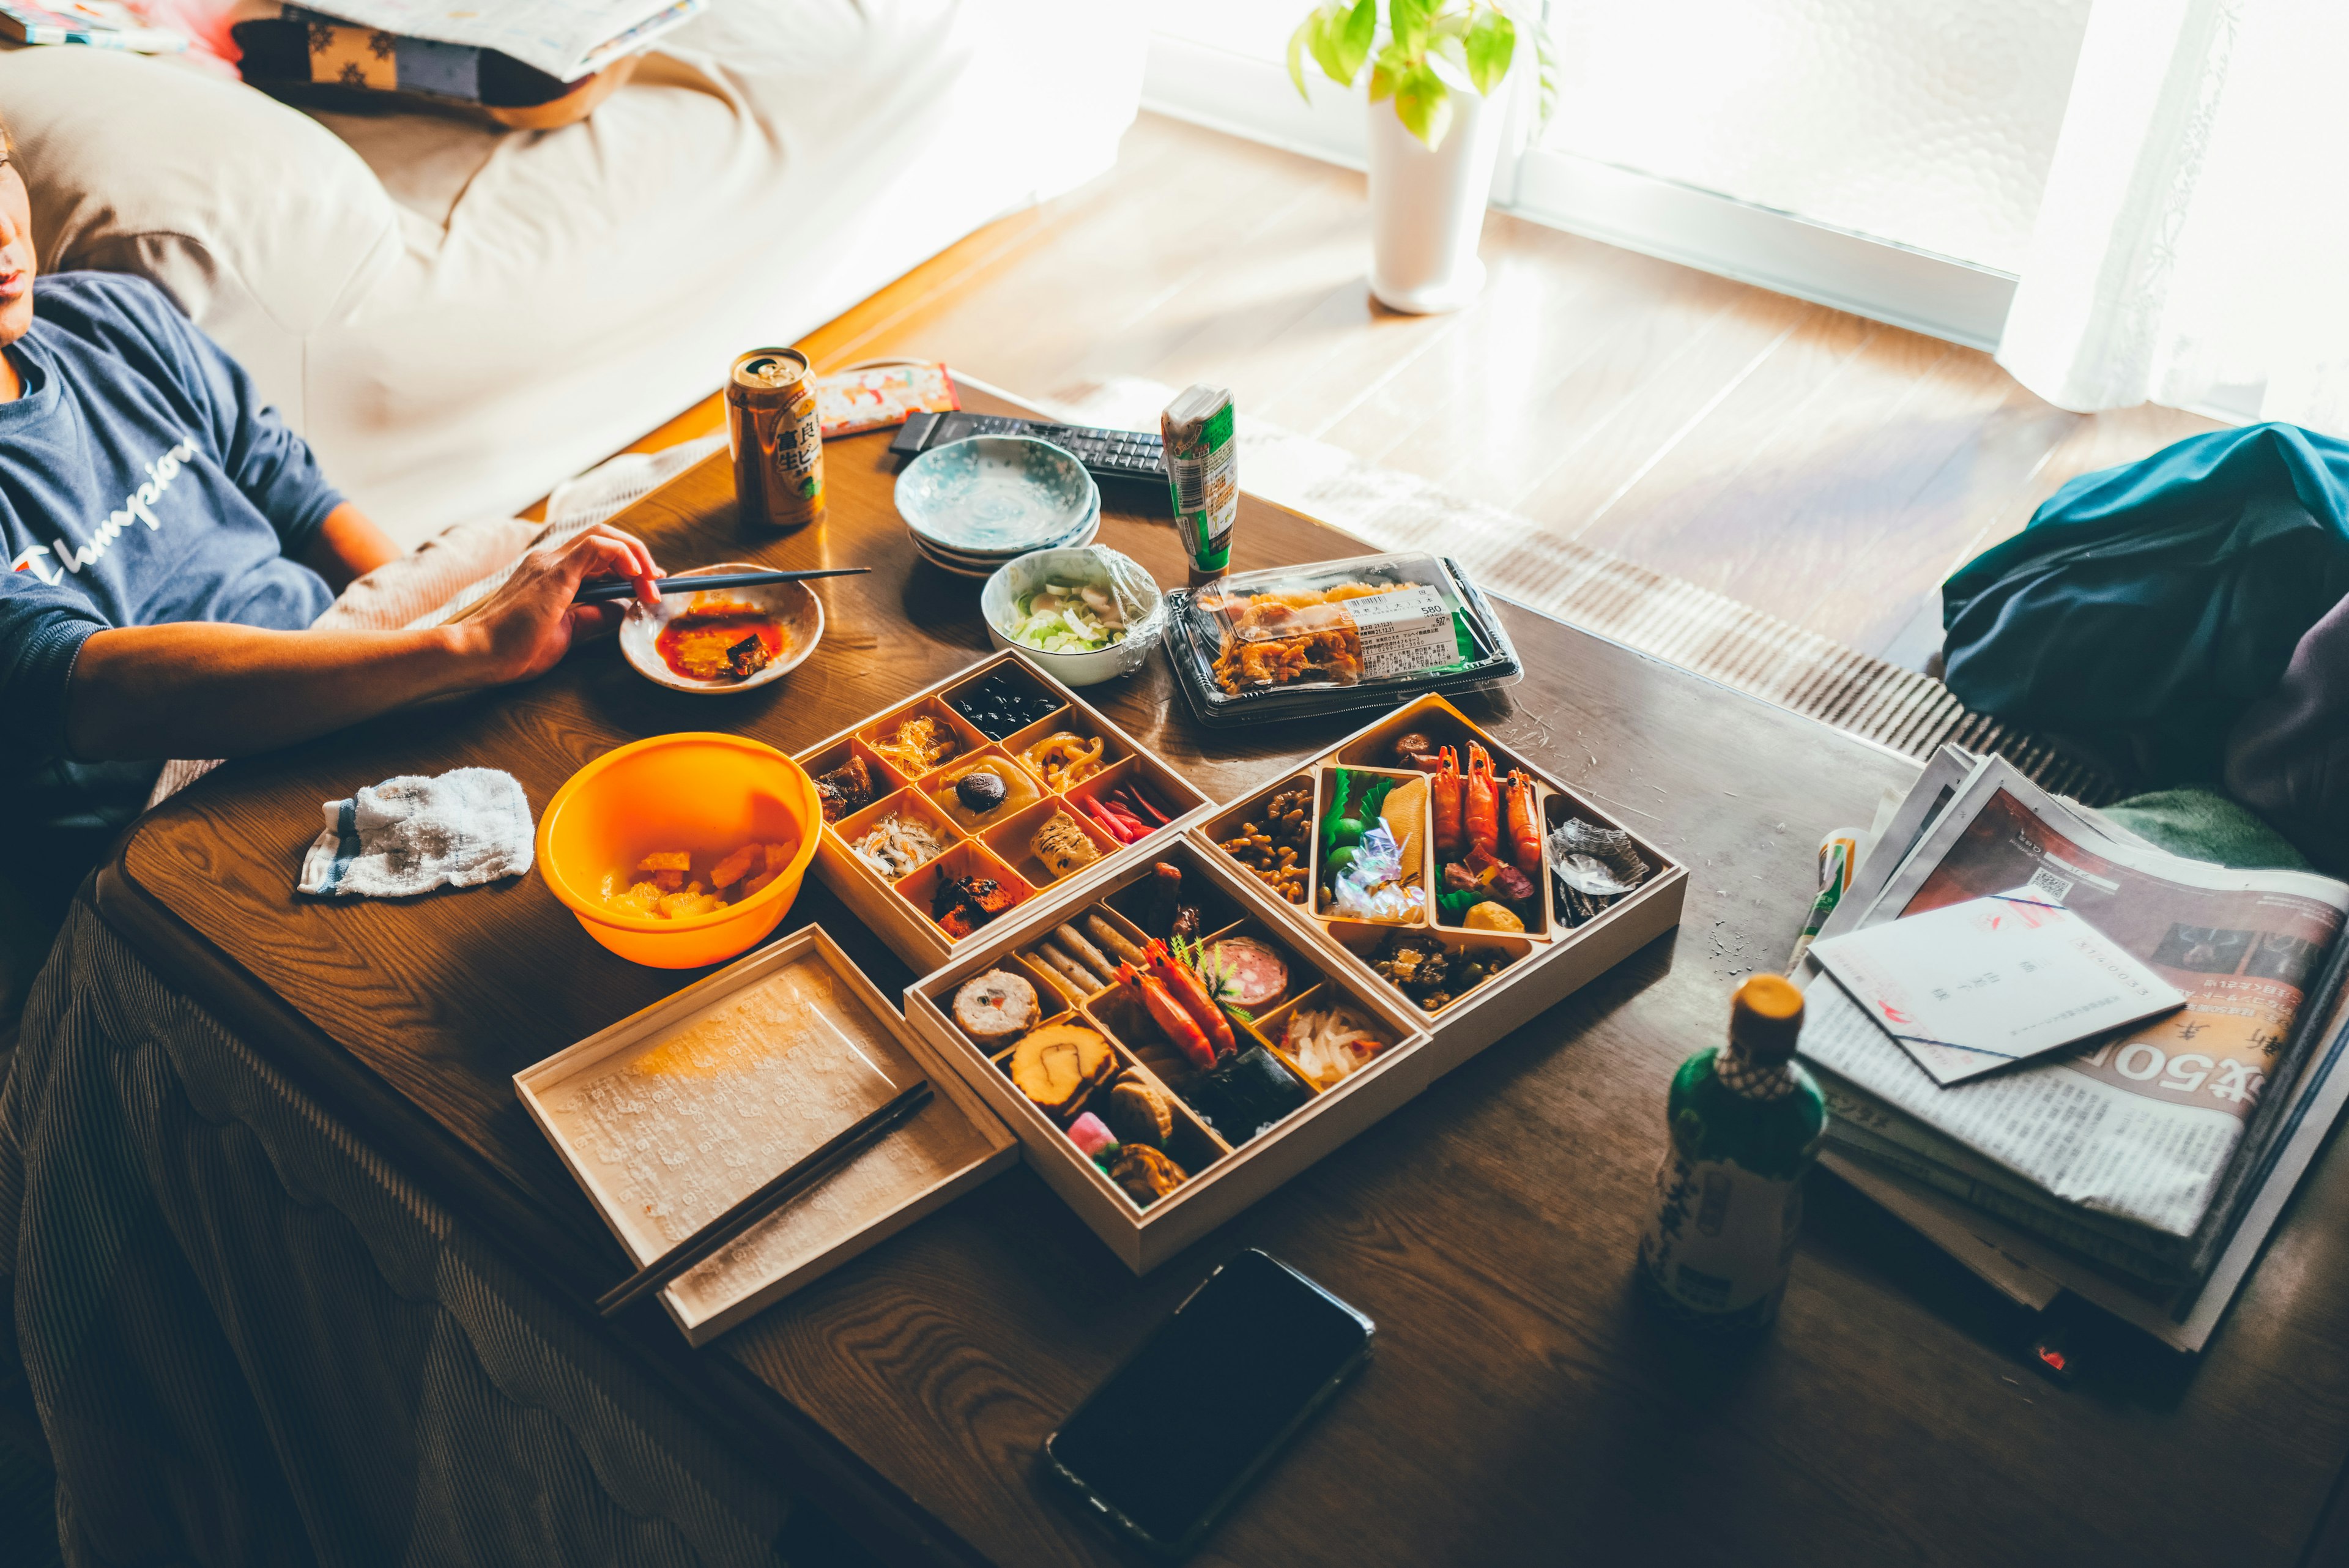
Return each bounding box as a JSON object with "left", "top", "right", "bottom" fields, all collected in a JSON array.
[
  {"left": 905, "top": 837, "right": 1434, "bottom": 1272},
  {"left": 1193, "top": 693, "right": 1690, "bottom": 1062},
  {"left": 795, "top": 649, "right": 1214, "bottom": 973},
  {"left": 514, "top": 926, "right": 1017, "bottom": 1345}
]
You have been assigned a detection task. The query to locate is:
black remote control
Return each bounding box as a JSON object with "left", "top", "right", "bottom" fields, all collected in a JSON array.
[{"left": 889, "top": 410, "right": 1167, "bottom": 485}]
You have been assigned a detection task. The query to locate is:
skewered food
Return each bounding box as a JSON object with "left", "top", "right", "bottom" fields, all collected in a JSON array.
[
  {"left": 1009, "top": 1024, "right": 1114, "bottom": 1112},
  {"left": 952, "top": 970, "right": 1040, "bottom": 1046}
]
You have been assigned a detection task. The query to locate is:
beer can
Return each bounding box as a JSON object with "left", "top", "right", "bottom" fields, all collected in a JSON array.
[{"left": 726, "top": 347, "right": 826, "bottom": 530}]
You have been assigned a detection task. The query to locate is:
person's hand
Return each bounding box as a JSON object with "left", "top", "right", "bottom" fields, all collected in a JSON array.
[{"left": 457, "top": 525, "right": 659, "bottom": 685}]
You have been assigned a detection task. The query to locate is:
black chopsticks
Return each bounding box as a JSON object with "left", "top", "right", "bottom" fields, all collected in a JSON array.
[
  {"left": 574, "top": 566, "right": 871, "bottom": 604},
  {"left": 595, "top": 1078, "right": 934, "bottom": 1317}
]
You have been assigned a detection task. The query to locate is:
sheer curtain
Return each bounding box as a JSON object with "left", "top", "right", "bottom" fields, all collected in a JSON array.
[{"left": 1998, "top": 0, "right": 2349, "bottom": 431}]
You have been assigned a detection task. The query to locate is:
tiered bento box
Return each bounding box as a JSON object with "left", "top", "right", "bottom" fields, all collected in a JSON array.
[
  {"left": 904, "top": 674, "right": 1688, "bottom": 1271},
  {"left": 523, "top": 652, "right": 1688, "bottom": 1336}
]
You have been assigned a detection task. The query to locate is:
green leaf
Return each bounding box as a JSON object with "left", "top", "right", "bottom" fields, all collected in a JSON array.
[
  {"left": 1305, "top": 1, "right": 1359, "bottom": 88},
  {"left": 1287, "top": 15, "right": 1313, "bottom": 98},
  {"left": 1393, "top": 60, "right": 1454, "bottom": 148},
  {"left": 1367, "top": 39, "right": 1410, "bottom": 102},
  {"left": 1333, "top": 0, "right": 1377, "bottom": 80},
  {"left": 1462, "top": 8, "right": 1516, "bottom": 97},
  {"left": 1389, "top": 0, "right": 1435, "bottom": 52}
]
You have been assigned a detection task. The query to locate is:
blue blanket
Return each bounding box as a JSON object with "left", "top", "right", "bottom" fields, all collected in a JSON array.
[{"left": 1942, "top": 423, "right": 2349, "bottom": 780}]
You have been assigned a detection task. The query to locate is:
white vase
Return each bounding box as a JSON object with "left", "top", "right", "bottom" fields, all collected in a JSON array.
[{"left": 1366, "top": 73, "right": 1510, "bottom": 314}]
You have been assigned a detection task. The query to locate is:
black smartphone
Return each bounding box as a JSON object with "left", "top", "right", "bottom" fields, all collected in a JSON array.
[{"left": 1043, "top": 1249, "right": 1374, "bottom": 1559}]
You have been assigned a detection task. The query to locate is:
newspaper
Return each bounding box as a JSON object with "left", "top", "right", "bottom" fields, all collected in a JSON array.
[
  {"left": 1797, "top": 756, "right": 2349, "bottom": 1246},
  {"left": 1825, "top": 943, "right": 2349, "bottom": 1353},
  {"left": 294, "top": 0, "right": 703, "bottom": 80}
]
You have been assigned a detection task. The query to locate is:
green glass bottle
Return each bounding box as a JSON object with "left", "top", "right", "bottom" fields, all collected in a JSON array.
[{"left": 1637, "top": 973, "right": 1827, "bottom": 1331}]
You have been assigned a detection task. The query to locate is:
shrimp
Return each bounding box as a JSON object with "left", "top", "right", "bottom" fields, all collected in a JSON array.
[
  {"left": 1505, "top": 769, "right": 1543, "bottom": 879},
  {"left": 1146, "top": 941, "right": 1236, "bottom": 1061},
  {"left": 1122, "top": 963, "right": 1219, "bottom": 1071},
  {"left": 1431, "top": 746, "right": 1466, "bottom": 858},
  {"left": 1464, "top": 745, "right": 1500, "bottom": 859}
]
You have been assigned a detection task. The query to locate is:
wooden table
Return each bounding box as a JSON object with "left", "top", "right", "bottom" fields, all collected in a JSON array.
[{"left": 97, "top": 392, "right": 2349, "bottom": 1567}]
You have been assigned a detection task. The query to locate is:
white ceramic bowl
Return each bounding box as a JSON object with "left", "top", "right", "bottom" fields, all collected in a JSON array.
[
  {"left": 618, "top": 562, "right": 823, "bottom": 694},
  {"left": 981, "top": 545, "right": 1165, "bottom": 686},
  {"left": 895, "top": 435, "right": 1099, "bottom": 557},
  {"left": 916, "top": 502, "right": 1101, "bottom": 579}
]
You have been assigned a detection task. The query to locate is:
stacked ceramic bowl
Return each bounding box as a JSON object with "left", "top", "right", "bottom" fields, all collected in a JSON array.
[{"left": 894, "top": 435, "right": 1100, "bottom": 578}]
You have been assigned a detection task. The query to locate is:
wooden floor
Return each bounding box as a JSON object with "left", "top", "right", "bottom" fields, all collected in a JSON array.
[{"left": 644, "top": 112, "right": 2219, "bottom": 672}]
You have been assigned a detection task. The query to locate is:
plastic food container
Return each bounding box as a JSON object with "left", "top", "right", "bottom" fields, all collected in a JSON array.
[
  {"left": 980, "top": 544, "right": 1166, "bottom": 687},
  {"left": 1163, "top": 552, "right": 1521, "bottom": 727},
  {"left": 538, "top": 733, "right": 822, "bottom": 967}
]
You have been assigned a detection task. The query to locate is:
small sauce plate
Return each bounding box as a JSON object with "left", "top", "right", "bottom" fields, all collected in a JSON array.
[{"left": 618, "top": 561, "right": 824, "bottom": 694}]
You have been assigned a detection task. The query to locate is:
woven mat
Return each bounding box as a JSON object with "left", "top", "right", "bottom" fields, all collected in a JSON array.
[{"left": 1020, "top": 376, "right": 2119, "bottom": 805}]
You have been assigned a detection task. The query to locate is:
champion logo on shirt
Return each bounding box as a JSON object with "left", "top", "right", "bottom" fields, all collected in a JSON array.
[{"left": 10, "top": 435, "right": 200, "bottom": 585}]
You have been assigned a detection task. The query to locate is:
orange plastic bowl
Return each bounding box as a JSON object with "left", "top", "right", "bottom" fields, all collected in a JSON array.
[{"left": 538, "top": 732, "right": 820, "bottom": 968}]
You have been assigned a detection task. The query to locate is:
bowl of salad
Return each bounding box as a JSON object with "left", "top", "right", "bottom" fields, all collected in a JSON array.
[{"left": 981, "top": 544, "right": 1166, "bottom": 686}]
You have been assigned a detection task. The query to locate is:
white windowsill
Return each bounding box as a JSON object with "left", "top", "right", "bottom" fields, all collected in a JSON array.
[{"left": 1142, "top": 33, "right": 2017, "bottom": 352}]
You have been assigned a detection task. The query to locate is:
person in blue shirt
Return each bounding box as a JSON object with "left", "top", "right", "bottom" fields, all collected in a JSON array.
[{"left": 0, "top": 129, "right": 662, "bottom": 921}]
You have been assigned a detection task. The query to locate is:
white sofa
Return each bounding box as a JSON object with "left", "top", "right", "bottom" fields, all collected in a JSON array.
[{"left": 0, "top": 1, "right": 1142, "bottom": 546}]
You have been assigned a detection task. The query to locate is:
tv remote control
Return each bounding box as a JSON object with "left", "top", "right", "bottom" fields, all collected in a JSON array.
[{"left": 889, "top": 411, "right": 1167, "bottom": 484}]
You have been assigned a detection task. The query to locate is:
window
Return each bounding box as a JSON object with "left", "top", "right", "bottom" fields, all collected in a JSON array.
[{"left": 1141, "top": 1, "right": 2094, "bottom": 346}]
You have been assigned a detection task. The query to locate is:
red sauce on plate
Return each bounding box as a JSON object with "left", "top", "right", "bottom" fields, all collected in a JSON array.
[{"left": 655, "top": 601, "right": 788, "bottom": 683}]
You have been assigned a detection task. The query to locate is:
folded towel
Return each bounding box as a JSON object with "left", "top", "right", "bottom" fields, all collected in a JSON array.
[{"left": 298, "top": 769, "right": 535, "bottom": 897}]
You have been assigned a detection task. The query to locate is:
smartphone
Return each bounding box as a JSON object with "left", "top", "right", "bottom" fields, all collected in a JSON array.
[{"left": 1043, "top": 1249, "right": 1374, "bottom": 1558}]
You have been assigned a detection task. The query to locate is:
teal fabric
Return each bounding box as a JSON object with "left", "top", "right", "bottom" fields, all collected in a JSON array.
[
  {"left": 1943, "top": 423, "right": 2349, "bottom": 781},
  {"left": 2098, "top": 788, "right": 2310, "bottom": 872}
]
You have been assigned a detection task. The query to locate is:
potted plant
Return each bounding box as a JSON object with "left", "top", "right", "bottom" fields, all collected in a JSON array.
[{"left": 1289, "top": 0, "right": 1544, "bottom": 313}]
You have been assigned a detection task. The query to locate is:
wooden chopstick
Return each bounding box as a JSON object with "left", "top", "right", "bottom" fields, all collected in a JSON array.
[
  {"left": 573, "top": 566, "right": 871, "bottom": 604},
  {"left": 595, "top": 1079, "right": 934, "bottom": 1317}
]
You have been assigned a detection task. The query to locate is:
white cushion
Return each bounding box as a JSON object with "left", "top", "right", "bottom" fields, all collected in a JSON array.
[
  {"left": 1, "top": 44, "right": 403, "bottom": 431},
  {"left": 0, "top": 0, "right": 1142, "bottom": 544}
]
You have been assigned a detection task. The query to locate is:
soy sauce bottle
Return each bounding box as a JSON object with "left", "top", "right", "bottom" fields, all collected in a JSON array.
[{"left": 1637, "top": 974, "right": 1827, "bottom": 1331}]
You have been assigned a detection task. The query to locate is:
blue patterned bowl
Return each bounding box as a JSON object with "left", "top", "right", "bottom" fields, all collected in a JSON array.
[{"left": 894, "top": 436, "right": 1099, "bottom": 557}]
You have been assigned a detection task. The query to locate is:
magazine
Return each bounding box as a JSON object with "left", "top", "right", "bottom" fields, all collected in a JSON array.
[{"left": 1797, "top": 756, "right": 2349, "bottom": 1246}]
